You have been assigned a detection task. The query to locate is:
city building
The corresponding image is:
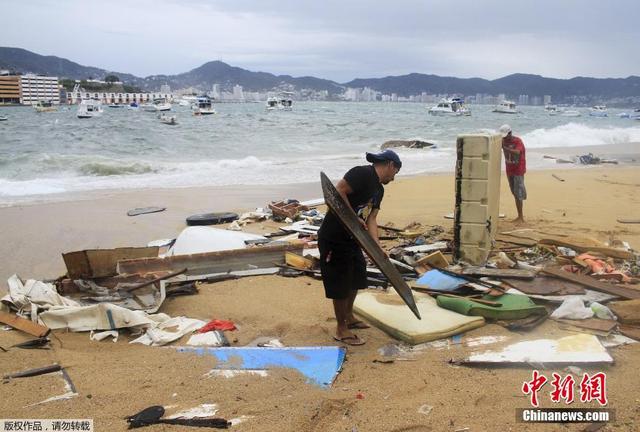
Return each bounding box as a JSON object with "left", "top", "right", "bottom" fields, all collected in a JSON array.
[
  {"left": 211, "top": 84, "right": 220, "bottom": 99},
  {"left": 0, "top": 75, "right": 21, "bottom": 104},
  {"left": 67, "top": 90, "right": 172, "bottom": 105},
  {"left": 160, "top": 84, "right": 171, "bottom": 94},
  {"left": 20, "top": 74, "right": 60, "bottom": 105},
  {"left": 232, "top": 85, "right": 244, "bottom": 101}
]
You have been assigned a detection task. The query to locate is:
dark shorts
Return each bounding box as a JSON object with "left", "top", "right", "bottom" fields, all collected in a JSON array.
[
  {"left": 318, "top": 238, "right": 367, "bottom": 300},
  {"left": 508, "top": 175, "right": 527, "bottom": 200}
]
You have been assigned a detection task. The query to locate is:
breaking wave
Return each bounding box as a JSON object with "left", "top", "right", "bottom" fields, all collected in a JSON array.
[{"left": 522, "top": 123, "right": 640, "bottom": 148}]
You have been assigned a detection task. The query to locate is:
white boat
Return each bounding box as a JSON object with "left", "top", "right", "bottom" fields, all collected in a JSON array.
[
  {"left": 428, "top": 98, "right": 471, "bottom": 116},
  {"left": 617, "top": 112, "right": 630, "bottom": 119},
  {"left": 108, "top": 103, "right": 125, "bottom": 108},
  {"left": 493, "top": 100, "right": 518, "bottom": 114},
  {"left": 265, "top": 94, "right": 293, "bottom": 111},
  {"left": 0, "top": 115, "right": 7, "bottom": 121},
  {"left": 34, "top": 100, "right": 57, "bottom": 113},
  {"left": 192, "top": 96, "right": 216, "bottom": 115},
  {"left": 278, "top": 97, "right": 293, "bottom": 111},
  {"left": 142, "top": 98, "right": 172, "bottom": 112},
  {"left": 589, "top": 106, "right": 608, "bottom": 117},
  {"left": 158, "top": 113, "right": 177, "bottom": 125},
  {"left": 561, "top": 110, "right": 581, "bottom": 117},
  {"left": 544, "top": 105, "right": 559, "bottom": 115},
  {"left": 77, "top": 100, "right": 103, "bottom": 119}
]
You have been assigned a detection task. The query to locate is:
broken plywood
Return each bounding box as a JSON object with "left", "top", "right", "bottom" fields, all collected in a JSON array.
[
  {"left": 63, "top": 247, "right": 159, "bottom": 279},
  {"left": 117, "top": 244, "right": 303, "bottom": 276},
  {"left": 542, "top": 267, "right": 640, "bottom": 300},
  {"left": 0, "top": 311, "right": 50, "bottom": 338}
]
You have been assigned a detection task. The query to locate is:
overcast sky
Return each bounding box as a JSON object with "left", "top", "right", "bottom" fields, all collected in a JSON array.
[{"left": 2, "top": 0, "right": 638, "bottom": 82}]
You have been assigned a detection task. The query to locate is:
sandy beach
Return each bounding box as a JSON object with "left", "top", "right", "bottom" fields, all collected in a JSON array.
[{"left": 1, "top": 163, "right": 639, "bottom": 431}]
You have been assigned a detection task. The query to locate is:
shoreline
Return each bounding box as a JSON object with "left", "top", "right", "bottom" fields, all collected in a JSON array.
[
  {"left": 2, "top": 141, "right": 639, "bottom": 209},
  {"left": 1, "top": 164, "right": 639, "bottom": 285}
]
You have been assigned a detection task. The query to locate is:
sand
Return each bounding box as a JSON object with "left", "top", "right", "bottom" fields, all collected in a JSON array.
[{"left": 1, "top": 164, "right": 639, "bottom": 431}]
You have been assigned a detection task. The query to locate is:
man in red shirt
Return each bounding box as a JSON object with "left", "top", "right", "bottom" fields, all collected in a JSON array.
[{"left": 499, "top": 124, "right": 526, "bottom": 223}]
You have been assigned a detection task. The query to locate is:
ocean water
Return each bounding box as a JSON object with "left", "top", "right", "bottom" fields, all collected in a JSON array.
[{"left": 1, "top": 102, "right": 639, "bottom": 204}]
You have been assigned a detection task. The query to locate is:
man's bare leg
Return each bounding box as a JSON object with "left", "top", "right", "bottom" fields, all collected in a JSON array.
[
  {"left": 513, "top": 198, "right": 524, "bottom": 223},
  {"left": 333, "top": 298, "right": 354, "bottom": 340}
]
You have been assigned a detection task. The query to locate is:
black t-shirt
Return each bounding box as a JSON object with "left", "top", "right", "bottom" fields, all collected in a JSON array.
[{"left": 319, "top": 165, "right": 384, "bottom": 245}]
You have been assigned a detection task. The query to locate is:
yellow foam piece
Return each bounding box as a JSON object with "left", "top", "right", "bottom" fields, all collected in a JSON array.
[{"left": 354, "top": 289, "right": 485, "bottom": 345}]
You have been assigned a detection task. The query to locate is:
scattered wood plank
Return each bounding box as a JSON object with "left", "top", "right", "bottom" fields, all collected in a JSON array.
[
  {"left": 503, "top": 276, "right": 585, "bottom": 296},
  {"left": 495, "top": 234, "right": 537, "bottom": 247},
  {"left": 62, "top": 246, "right": 160, "bottom": 279},
  {"left": 542, "top": 267, "right": 640, "bottom": 300},
  {"left": 414, "top": 251, "right": 449, "bottom": 269},
  {"left": 460, "top": 267, "right": 536, "bottom": 279},
  {"left": 538, "top": 239, "right": 634, "bottom": 260},
  {"left": 608, "top": 299, "right": 640, "bottom": 325},
  {"left": 0, "top": 312, "right": 50, "bottom": 338},
  {"left": 552, "top": 174, "right": 565, "bottom": 182},
  {"left": 556, "top": 318, "right": 617, "bottom": 333},
  {"left": 117, "top": 244, "right": 303, "bottom": 276},
  {"left": 285, "top": 252, "right": 315, "bottom": 270},
  {"left": 619, "top": 324, "right": 640, "bottom": 341}
]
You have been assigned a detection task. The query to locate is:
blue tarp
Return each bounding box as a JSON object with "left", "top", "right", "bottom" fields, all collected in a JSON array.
[
  {"left": 176, "top": 346, "right": 347, "bottom": 388},
  {"left": 416, "top": 269, "right": 467, "bottom": 291}
]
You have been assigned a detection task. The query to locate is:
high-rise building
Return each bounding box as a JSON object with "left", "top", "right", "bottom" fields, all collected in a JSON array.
[
  {"left": 232, "top": 85, "right": 244, "bottom": 100},
  {"left": 543, "top": 95, "right": 552, "bottom": 105},
  {"left": 212, "top": 84, "right": 220, "bottom": 99},
  {"left": 20, "top": 74, "right": 60, "bottom": 105},
  {"left": 160, "top": 84, "right": 171, "bottom": 94}
]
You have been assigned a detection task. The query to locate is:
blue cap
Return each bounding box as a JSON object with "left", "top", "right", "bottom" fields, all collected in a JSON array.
[{"left": 366, "top": 149, "right": 402, "bottom": 169}]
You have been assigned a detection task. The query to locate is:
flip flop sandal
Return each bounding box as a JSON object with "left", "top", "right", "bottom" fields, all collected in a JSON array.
[
  {"left": 347, "top": 321, "right": 371, "bottom": 330},
  {"left": 333, "top": 335, "right": 366, "bottom": 346}
]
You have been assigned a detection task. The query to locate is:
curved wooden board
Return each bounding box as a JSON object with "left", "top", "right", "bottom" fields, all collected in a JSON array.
[{"left": 320, "top": 172, "right": 421, "bottom": 319}]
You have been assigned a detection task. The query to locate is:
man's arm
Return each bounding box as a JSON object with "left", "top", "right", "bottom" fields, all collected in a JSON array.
[
  {"left": 335, "top": 178, "right": 367, "bottom": 230},
  {"left": 366, "top": 208, "right": 380, "bottom": 246}
]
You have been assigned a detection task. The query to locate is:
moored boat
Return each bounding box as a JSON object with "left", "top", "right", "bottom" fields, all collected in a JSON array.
[{"left": 493, "top": 100, "right": 518, "bottom": 114}]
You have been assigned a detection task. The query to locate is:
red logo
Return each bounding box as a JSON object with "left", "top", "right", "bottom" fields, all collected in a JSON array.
[{"left": 522, "top": 371, "right": 607, "bottom": 407}]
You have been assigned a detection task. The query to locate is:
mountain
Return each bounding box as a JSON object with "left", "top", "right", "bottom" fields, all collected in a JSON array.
[
  {"left": 0, "top": 47, "right": 342, "bottom": 94},
  {"left": 0, "top": 47, "right": 140, "bottom": 84},
  {"left": 2, "top": 47, "right": 639, "bottom": 101},
  {"left": 143, "top": 60, "right": 343, "bottom": 93},
  {"left": 345, "top": 73, "right": 640, "bottom": 99}
]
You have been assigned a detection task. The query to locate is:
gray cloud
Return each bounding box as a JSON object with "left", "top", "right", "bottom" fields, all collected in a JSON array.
[{"left": 1, "top": 0, "right": 638, "bottom": 81}]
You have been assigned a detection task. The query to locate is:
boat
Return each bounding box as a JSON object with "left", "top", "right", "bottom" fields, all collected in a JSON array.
[
  {"left": 493, "top": 100, "right": 518, "bottom": 114},
  {"left": 192, "top": 96, "right": 216, "bottom": 115},
  {"left": 278, "top": 96, "right": 293, "bottom": 111},
  {"left": 34, "top": 100, "right": 57, "bottom": 113},
  {"left": 544, "top": 105, "right": 559, "bottom": 115},
  {"left": 265, "top": 97, "right": 279, "bottom": 110},
  {"left": 265, "top": 94, "right": 294, "bottom": 111},
  {"left": 617, "top": 112, "right": 630, "bottom": 119},
  {"left": 589, "top": 106, "right": 608, "bottom": 117},
  {"left": 128, "top": 102, "right": 139, "bottom": 110},
  {"left": 108, "top": 103, "right": 125, "bottom": 108},
  {"left": 158, "top": 113, "right": 177, "bottom": 125},
  {"left": 561, "top": 110, "right": 581, "bottom": 117},
  {"left": 0, "top": 115, "right": 7, "bottom": 121},
  {"left": 142, "top": 98, "right": 172, "bottom": 112},
  {"left": 77, "top": 100, "right": 103, "bottom": 118},
  {"left": 428, "top": 97, "right": 471, "bottom": 116}
]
